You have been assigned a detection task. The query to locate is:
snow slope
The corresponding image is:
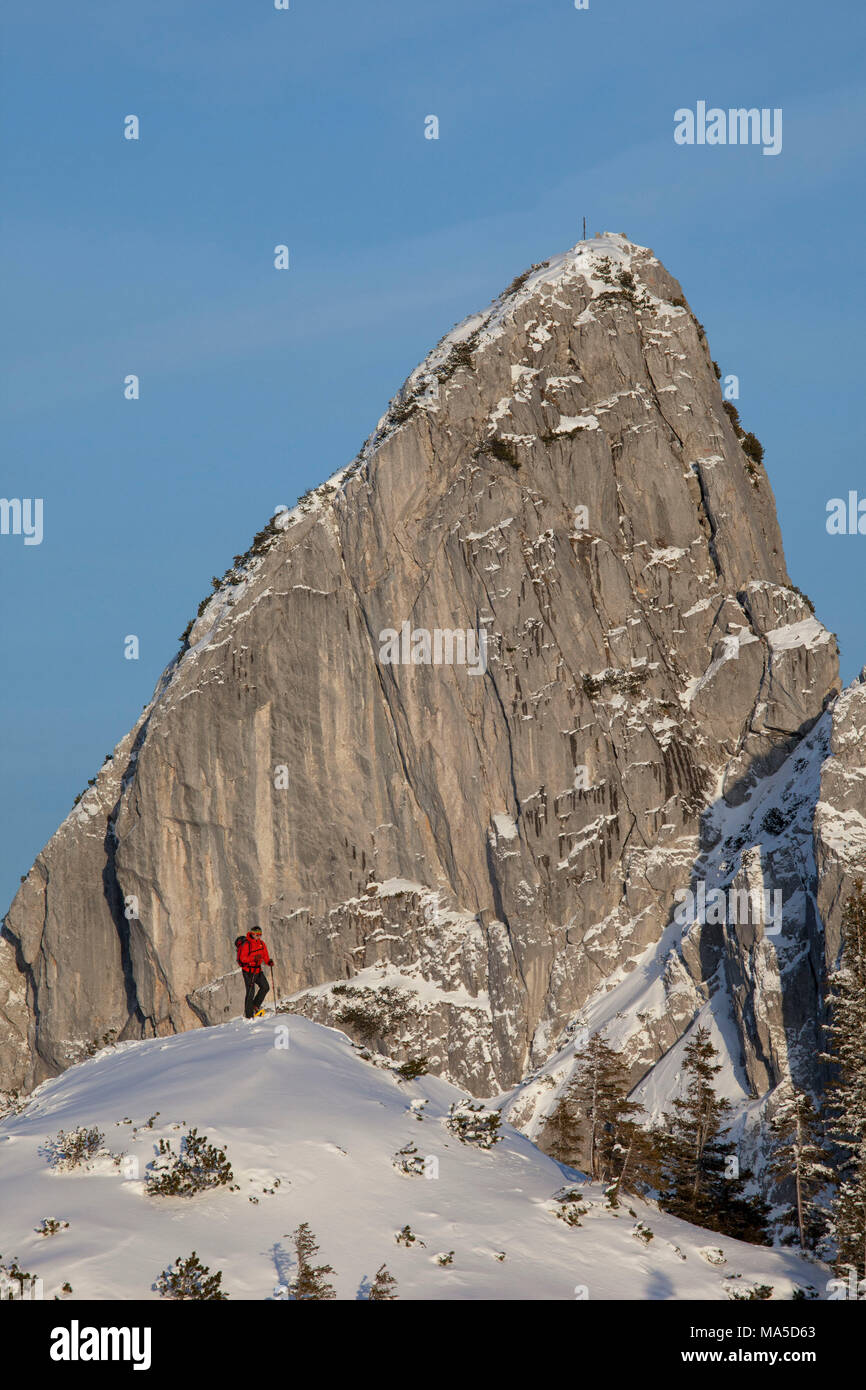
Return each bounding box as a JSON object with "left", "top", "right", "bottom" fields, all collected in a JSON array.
[{"left": 0, "top": 1015, "right": 824, "bottom": 1301}]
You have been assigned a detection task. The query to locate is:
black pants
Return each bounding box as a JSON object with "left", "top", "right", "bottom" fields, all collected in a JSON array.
[{"left": 243, "top": 969, "right": 270, "bottom": 1017}]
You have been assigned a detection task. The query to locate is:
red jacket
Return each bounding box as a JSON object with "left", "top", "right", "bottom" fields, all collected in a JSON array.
[{"left": 237, "top": 933, "right": 272, "bottom": 974}]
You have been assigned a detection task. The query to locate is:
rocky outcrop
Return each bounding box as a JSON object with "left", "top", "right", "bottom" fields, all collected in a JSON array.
[
  {"left": 814, "top": 677, "right": 866, "bottom": 965},
  {"left": 0, "top": 235, "right": 843, "bottom": 1139}
]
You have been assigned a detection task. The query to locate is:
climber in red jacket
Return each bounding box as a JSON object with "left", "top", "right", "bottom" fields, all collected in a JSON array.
[{"left": 236, "top": 927, "right": 274, "bottom": 1018}]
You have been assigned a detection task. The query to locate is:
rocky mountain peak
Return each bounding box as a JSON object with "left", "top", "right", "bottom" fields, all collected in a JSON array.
[{"left": 0, "top": 236, "right": 849, "bottom": 1196}]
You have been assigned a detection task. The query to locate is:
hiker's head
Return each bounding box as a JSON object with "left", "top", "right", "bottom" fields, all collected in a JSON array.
[{"left": 250, "top": 926, "right": 263, "bottom": 938}]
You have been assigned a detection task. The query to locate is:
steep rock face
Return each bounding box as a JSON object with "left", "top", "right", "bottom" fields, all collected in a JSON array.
[
  {"left": 814, "top": 678, "right": 866, "bottom": 965},
  {"left": 504, "top": 701, "right": 836, "bottom": 1167},
  {"left": 0, "top": 234, "right": 840, "bottom": 1115}
]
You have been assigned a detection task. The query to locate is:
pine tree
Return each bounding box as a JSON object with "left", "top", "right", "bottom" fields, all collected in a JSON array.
[
  {"left": 606, "top": 1119, "right": 662, "bottom": 1205},
  {"left": 659, "top": 1027, "right": 730, "bottom": 1226},
  {"left": 545, "top": 1034, "right": 639, "bottom": 1181},
  {"left": 543, "top": 1077, "right": 585, "bottom": 1168},
  {"left": 767, "top": 1085, "right": 832, "bottom": 1252},
  {"left": 659, "top": 1026, "right": 768, "bottom": 1242},
  {"left": 367, "top": 1263, "right": 398, "bottom": 1300},
  {"left": 832, "top": 1139, "right": 866, "bottom": 1282},
  {"left": 823, "top": 880, "right": 866, "bottom": 1279},
  {"left": 155, "top": 1251, "right": 227, "bottom": 1300},
  {"left": 290, "top": 1222, "right": 337, "bottom": 1300}
]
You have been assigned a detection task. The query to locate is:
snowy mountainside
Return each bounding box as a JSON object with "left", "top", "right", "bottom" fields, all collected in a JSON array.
[
  {"left": 0, "top": 228, "right": 849, "bottom": 1229},
  {"left": 0, "top": 1015, "right": 822, "bottom": 1301},
  {"left": 503, "top": 707, "right": 833, "bottom": 1167}
]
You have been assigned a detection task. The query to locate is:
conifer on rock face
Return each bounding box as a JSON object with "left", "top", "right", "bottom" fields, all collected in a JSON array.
[
  {"left": 606, "top": 1120, "right": 662, "bottom": 1206},
  {"left": 659, "top": 1026, "right": 730, "bottom": 1226},
  {"left": 368, "top": 1263, "right": 398, "bottom": 1300},
  {"left": 544, "top": 1033, "right": 639, "bottom": 1181},
  {"left": 767, "top": 1085, "right": 832, "bottom": 1252},
  {"left": 290, "top": 1222, "right": 337, "bottom": 1300},
  {"left": 824, "top": 880, "right": 866, "bottom": 1278},
  {"left": 543, "top": 1075, "right": 585, "bottom": 1170},
  {"left": 658, "top": 1026, "right": 768, "bottom": 1243}
]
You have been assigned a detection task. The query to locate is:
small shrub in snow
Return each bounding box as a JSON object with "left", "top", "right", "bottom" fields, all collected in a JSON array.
[
  {"left": 388, "top": 393, "right": 420, "bottom": 428},
  {"left": 395, "top": 1224, "right": 425, "bottom": 1248},
  {"left": 155, "top": 1251, "right": 227, "bottom": 1300},
  {"left": 35, "top": 1219, "right": 68, "bottom": 1237},
  {"left": 331, "top": 984, "right": 409, "bottom": 1044},
  {"left": 446, "top": 1099, "right": 502, "bottom": 1148},
  {"left": 724, "top": 1276, "right": 773, "bottom": 1300},
  {"left": 367, "top": 1264, "right": 398, "bottom": 1300},
  {"left": 552, "top": 1186, "right": 587, "bottom": 1227},
  {"left": 553, "top": 1184, "right": 585, "bottom": 1202},
  {"left": 44, "top": 1126, "right": 106, "bottom": 1170},
  {"left": 0, "top": 1257, "right": 35, "bottom": 1299},
  {"left": 700, "top": 1247, "right": 727, "bottom": 1266},
  {"left": 434, "top": 330, "right": 481, "bottom": 383},
  {"left": 395, "top": 1056, "right": 429, "bottom": 1081},
  {"left": 339, "top": 1004, "right": 381, "bottom": 1039},
  {"left": 82, "top": 1029, "right": 118, "bottom": 1059},
  {"left": 493, "top": 1251, "right": 506, "bottom": 1262},
  {"left": 434, "top": 1251, "right": 454, "bottom": 1266},
  {"left": 556, "top": 1203, "right": 585, "bottom": 1228},
  {"left": 288, "top": 1222, "right": 337, "bottom": 1300},
  {"left": 145, "top": 1127, "right": 233, "bottom": 1197},
  {"left": 503, "top": 265, "right": 541, "bottom": 298},
  {"left": 392, "top": 1142, "right": 427, "bottom": 1177},
  {"left": 631, "top": 1221, "right": 654, "bottom": 1245}
]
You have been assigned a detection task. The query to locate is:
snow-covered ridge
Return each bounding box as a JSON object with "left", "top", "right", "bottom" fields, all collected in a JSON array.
[{"left": 0, "top": 1014, "right": 823, "bottom": 1300}]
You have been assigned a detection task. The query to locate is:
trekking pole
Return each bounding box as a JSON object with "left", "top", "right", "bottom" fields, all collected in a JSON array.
[{"left": 270, "top": 962, "right": 278, "bottom": 1015}]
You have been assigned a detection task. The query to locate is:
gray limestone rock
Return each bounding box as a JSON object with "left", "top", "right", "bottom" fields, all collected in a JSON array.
[{"left": 0, "top": 234, "right": 845, "bottom": 1156}]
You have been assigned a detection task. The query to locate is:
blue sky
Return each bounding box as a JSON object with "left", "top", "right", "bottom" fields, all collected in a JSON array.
[{"left": 2, "top": 0, "right": 865, "bottom": 911}]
